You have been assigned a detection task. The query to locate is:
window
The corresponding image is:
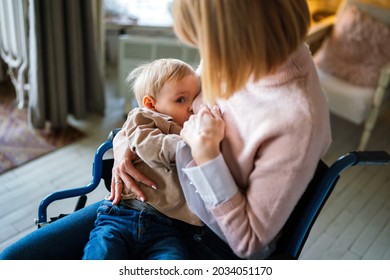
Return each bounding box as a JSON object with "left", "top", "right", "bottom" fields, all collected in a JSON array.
[{"left": 104, "top": 0, "right": 173, "bottom": 27}]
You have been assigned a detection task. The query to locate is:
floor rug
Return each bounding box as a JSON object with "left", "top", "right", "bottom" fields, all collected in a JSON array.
[{"left": 0, "top": 80, "right": 86, "bottom": 175}]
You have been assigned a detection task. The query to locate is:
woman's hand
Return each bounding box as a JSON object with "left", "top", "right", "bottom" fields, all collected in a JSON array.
[
  {"left": 107, "top": 130, "right": 157, "bottom": 205},
  {"left": 181, "top": 105, "right": 225, "bottom": 165}
]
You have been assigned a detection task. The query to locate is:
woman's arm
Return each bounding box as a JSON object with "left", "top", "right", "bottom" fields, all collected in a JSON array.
[
  {"left": 180, "top": 105, "right": 238, "bottom": 207},
  {"left": 108, "top": 129, "right": 157, "bottom": 204},
  {"left": 179, "top": 104, "right": 321, "bottom": 259},
  {"left": 109, "top": 109, "right": 182, "bottom": 204}
]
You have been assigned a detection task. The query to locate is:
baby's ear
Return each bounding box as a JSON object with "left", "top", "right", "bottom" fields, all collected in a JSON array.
[{"left": 143, "top": 95, "right": 156, "bottom": 110}]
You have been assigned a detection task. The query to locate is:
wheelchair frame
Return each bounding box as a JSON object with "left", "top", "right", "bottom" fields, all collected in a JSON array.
[{"left": 35, "top": 129, "right": 390, "bottom": 259}]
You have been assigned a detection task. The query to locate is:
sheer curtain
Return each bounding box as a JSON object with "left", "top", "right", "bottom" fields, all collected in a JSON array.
[{"left": 28, "top": 0, "right": 105, "bottom": 129}]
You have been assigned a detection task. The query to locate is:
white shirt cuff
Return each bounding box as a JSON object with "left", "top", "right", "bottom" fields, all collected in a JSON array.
[{"left": 182, "top": 154, "right": 238, "bottom": 207}]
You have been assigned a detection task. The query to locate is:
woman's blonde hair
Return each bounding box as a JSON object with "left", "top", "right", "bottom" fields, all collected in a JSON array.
[
  {"left": 126, "top": 58, "right": 196, "bottom": 107},
  {"left": 172, "top": 0, "right": 310, "bottom": 103}
]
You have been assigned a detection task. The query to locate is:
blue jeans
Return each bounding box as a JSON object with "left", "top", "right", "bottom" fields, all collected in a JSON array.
[
  {"left": 0, "top": 200, "right": 240, "bottom": 260},
  {"left": 82, "top": 201, "right": 188, "bottom": 260}
]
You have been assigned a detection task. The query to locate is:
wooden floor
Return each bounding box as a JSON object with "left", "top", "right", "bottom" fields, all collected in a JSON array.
[
  {"left": 300, "top": 99, "right": 390, "bottom": 260},
  {"left": 0, "top": 71, "right": 389, "bottom": 259}
]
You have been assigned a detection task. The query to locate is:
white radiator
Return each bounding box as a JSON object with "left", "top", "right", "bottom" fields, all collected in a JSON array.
[
  {"left": 0, "top": 0, "right": 29, "bottom": 108},
  {"left": 118, "top": 34, "right": 200, "bottom": 111}
]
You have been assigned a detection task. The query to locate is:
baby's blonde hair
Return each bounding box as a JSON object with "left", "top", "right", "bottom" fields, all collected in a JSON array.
[
  {"left": 172, "top": 0, "right": 310, "bottom": 103},
  {"left": 126, "top": 58, "right": 196, "bottom": 107}
]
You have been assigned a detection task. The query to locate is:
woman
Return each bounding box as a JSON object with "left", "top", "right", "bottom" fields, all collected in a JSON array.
[
  {"left": 0, "top": 0, "right": 331, "bottom": 260},
  {"left": 110, "top": 0, "right": 331, "bottom": 260}
]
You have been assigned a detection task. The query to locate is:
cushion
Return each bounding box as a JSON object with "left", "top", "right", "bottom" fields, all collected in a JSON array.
[
  {"left": 316, "top": 68, "right": 375, "bottom": 124},
  {"left": 314, "top": 4, "right": 390, "bottom": 88}
]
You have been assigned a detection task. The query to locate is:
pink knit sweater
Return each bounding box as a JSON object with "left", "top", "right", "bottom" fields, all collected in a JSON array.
[{"left": 178, "top": 43, "right": 332, "bottom": 258}]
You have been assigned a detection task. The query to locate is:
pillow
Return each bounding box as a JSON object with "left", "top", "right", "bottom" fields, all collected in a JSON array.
[{"left": 314, "top": 4, "right": 390, "bottom": 88}]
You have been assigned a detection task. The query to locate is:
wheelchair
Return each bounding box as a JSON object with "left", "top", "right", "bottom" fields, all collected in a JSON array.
[{"left": 35, "top": 129, "right": 390, "bottom": 259}]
